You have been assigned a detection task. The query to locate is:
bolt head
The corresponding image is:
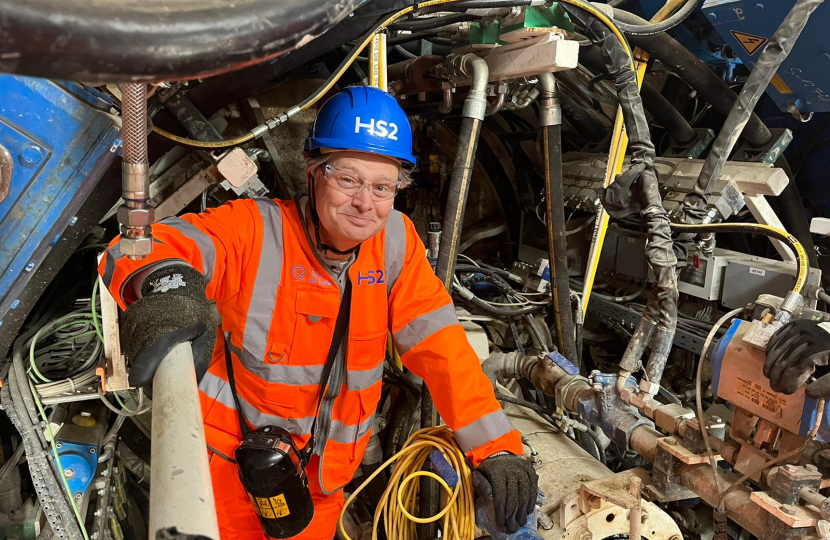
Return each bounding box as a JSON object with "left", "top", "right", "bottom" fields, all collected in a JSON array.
[
  {"left": 806, "top": 464, "right": 819, "bottom": 472},
  {"left": 18, "top": 145, "right": 44, "bottom": 167},
  {"left": 665, "top": 437, "right": 677, "bottom": 445},
  {"left": 64, "top": 468, "right": 74, "bottom": 478},
  {"left": 56, "top": 442, "right": 63, "bottom": 449},
  {"left": 90, "top": 447, "right": 96, "bottom": 454},
  {"left": 75, "top": 493, "right": 83, "bottom": 499}
]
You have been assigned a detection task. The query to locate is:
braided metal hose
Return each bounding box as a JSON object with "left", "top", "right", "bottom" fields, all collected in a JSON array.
[
  {"left": 118, "top": 83, "right": 154, "bottom": 259},
  {"left": 120, "top": 83, "right": 148, "bottom": 164}
]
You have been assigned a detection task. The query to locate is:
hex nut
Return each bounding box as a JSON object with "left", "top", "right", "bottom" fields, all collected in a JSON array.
[
  {"left": 119, "top": 235, "right": 153, "bottom": 257},
  {"left": 639, "top": 379, "right": 660, "bottom": 395},
  {"left": 117, "top": 206, "right": 155, "bottom": 227},
  {"left": 821, "top": 499, "right": 830, "bottom": 520}
]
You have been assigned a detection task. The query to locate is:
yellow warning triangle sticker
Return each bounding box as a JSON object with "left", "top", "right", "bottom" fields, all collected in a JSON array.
[{"left": 731, "top": 30, "right": 768, "bottom": 56}]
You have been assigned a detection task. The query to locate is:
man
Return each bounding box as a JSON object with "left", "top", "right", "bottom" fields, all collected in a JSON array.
[{"left": 99, "top": 85, "right": 538, "bottom": 540}]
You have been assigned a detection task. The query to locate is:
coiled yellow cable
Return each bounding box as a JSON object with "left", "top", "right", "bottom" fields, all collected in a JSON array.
[{"left": 339, "top": 426, "right": 476, "bottom": 540}]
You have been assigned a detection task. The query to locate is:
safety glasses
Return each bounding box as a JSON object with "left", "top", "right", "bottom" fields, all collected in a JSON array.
[{"left": 320, "top": 163, "right": 400, "bottom": 202}]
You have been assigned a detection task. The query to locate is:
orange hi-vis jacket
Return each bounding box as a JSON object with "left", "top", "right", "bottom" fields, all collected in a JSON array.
[{"left": 99, "top": 197, "right": 522, "bottom": 538}]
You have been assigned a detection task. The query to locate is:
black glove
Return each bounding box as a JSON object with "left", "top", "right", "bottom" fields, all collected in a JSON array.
[
  {"left": 763, "top": 319, "right": 830, "bottom": 398},
  {"left": 473, "top": 452, "right": 538, "bottom": 533},
  {"left": 121, "top": 264, "right": 221, "bottom": 387}
]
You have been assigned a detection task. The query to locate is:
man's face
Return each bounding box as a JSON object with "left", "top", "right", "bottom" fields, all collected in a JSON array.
[{"left": 309, "top": 151, "right": 400, "bottom": 251}]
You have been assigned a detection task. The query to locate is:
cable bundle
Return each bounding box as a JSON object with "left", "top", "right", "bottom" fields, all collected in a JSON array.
[{"left": 340, "top": 426, "right": 476, "bottom": 540}]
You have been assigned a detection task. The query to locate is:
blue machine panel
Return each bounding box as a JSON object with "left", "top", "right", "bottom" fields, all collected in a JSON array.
[
  {"left": 702, "top": 0, "right": 830, "bottom": 113},
  {"left": 0, "top": 76, "right": 119, "bottom": 327}
]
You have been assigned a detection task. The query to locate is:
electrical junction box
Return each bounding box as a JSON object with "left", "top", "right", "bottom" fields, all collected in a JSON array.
[
  {"left": 712, "top": 319, "right": 830, "bottom": 441},
  {"left": 676, "top": 249, "right": 735, "bottom": 301},
  {"left": 721, "top": 256, "right": 822, "bottom": 309},
  {"left": 702, "top": 0, "right": 830, "bottom": 115}
]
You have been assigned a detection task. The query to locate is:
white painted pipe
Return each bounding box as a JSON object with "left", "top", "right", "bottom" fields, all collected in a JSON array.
[{"left": 149, "top": 342, "right": 219, "bottom": 539}]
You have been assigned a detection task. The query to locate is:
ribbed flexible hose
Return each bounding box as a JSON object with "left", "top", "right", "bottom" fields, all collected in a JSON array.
[{"left": 339, "top": 426, "right": 475, "bottom": 540}]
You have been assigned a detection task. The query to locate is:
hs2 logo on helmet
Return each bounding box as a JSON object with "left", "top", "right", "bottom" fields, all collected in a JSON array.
[{"left": 355, "top": 117, "right": 398, "bottom": 140}]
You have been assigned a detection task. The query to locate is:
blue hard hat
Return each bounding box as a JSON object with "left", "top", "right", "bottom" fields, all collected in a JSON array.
[{"left": 305, "top": 86, "right": 416, "bottom": 167}]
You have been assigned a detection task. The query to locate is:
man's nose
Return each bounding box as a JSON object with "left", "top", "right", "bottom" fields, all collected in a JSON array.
[{"left": 352, "top": 185, "right": 374, "bottom": 211}]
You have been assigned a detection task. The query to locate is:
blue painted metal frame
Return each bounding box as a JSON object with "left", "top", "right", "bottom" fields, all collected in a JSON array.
[
  {"left": 702, "top": 0, "right": 830, "bottom": 114},
  {"left": 0, "top": 76, "right": 119, "bottom": 327}
]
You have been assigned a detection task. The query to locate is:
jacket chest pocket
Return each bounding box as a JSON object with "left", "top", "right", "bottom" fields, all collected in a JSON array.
[{"left": 286, "top": 287, "right": 341, "bottom": 368}]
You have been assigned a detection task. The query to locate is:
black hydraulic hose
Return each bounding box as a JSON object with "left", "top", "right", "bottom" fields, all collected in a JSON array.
[
  {"left": 434, "top": 56, "right": 488, "bottom": 291},
  {"left": 0, "top": 0, "right": 361, "bottom": 82},
  {"left": 390, "top": 13, "right": 478, "bottom": 31},
  {"left": 441, "top": 0, "right": 531, "bottom": 8},
  {"left": 689, "top": 0, "right": 825, "bottom": 207},
  {"left": 611, "top": 0, "right": 700, "bottom": 36},
  {"left": 612, "top": 10, "right": 772, "bottom": 148},
  {"left": 562, "top": 3, "right": 678, "bottom": 391},
  {"left": 579, "top": 45, "right": 695, "bottom": 146},
  {"left": 426, "top": 53, "right": 488, "bottom": 537},
  {"left": 543, "top": 123, "right": 579, "bottom": 361},
  {"left": 640, "top": 84, "right": 696, "bottom": 144}
]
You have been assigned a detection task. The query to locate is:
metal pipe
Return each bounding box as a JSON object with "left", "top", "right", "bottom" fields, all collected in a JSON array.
[
  {"left": 539, "top": 72, "right": 577, "bottom": 362},
  {"left": 485, "top": 92, "right": 506, "bottom": 116},
  {"left": 439, "top": 88, "right": 454, "bottom": 114},
  {"left": 628, "top": 424, "right": 767, "bottom": 538},
  {"left": 118, "top": 83, "right": 154, "bottom": 260},
  {"left": 149, "top": 342, "right": 219, "bottom": 540},
  {"left": 629, "top": 477, "right": 642, "bottom": 540}
]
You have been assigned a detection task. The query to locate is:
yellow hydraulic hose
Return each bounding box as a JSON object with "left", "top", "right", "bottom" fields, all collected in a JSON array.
[
  {"left": 671, "top": 222, "right": 809, "bottom": 294},
  {"left": 339, "top": 426, "right": 475, "bottom": 540},
  {"left": 153, "top": 0, "right": 633, "bottom": 150}
]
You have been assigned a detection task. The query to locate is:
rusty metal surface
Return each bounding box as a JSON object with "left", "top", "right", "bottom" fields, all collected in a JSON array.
[
  {"left": 718, "top": 321, "right": 812, "bottom": 433},
  {"left": 0, "top": 143, "right": 10, "bottom": 203},
  {"left": 579, "top": 468, "right": 651, "bottom": 510},
  {"left": 752, "top": 491, "right": 821, "bottom": 528},
  {"left": 658, "top": 436, "right": 721, "bottom": 465}
]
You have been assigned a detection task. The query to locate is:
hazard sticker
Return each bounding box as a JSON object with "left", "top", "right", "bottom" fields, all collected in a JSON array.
[{"left": 731, "top": 30, "right": 768, "bottom": 56}]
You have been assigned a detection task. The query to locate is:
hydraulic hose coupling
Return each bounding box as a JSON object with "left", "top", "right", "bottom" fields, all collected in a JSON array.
[
  {"left": 538, "top": 73, "right": 561, "bottom": 127},
  {"left": 776, "top": 290, "right": 805, "bottom": 324},
  {"left": 450, "top": 54, "right": 489, "bottom": 120}
]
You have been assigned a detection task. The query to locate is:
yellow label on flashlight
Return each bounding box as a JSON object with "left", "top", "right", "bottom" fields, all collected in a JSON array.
[{"left": 270, "top": 494, "right": 290, "bottom": 518}]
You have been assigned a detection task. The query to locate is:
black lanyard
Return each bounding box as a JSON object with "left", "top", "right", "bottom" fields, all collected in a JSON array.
[{"left": 224, "top": 280, "right": 353, "bottom": 451}]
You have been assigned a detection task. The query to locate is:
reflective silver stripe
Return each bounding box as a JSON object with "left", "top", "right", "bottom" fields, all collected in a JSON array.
[
  {"left": 102, "top": 243, "right": 125, "bottom": 288},
  {"left": 199, "top": 372, "right": 315, "bottom": 434},
  {"left": 199, "top": 370, "right": 237, "bottom": 409},
  {"left": 454, "top": 409, "right": 515, "bottom": 453},
  {"left": 393, "top": 303, "right": 459, "bottom": 356},
  {"left": 384, "top": 210, "right": 406, "bottom": 295},
  {"left": 345, "top": 363, "right": 384, "bottom": 391},
  {"left": 159, "top": 216, "right": 217, "bottom": 281},
  {"left": 229, "top": 340, "right": 381, "bottom": 391},
  {"left": 228, "top": 341, "right": 324, "bottom": 386},
  {"left": 329, "top": 415, "right": 375, "bottom": 444},
  {"left": 242, "top": 199, "right": 283, "bottom": 371}
]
